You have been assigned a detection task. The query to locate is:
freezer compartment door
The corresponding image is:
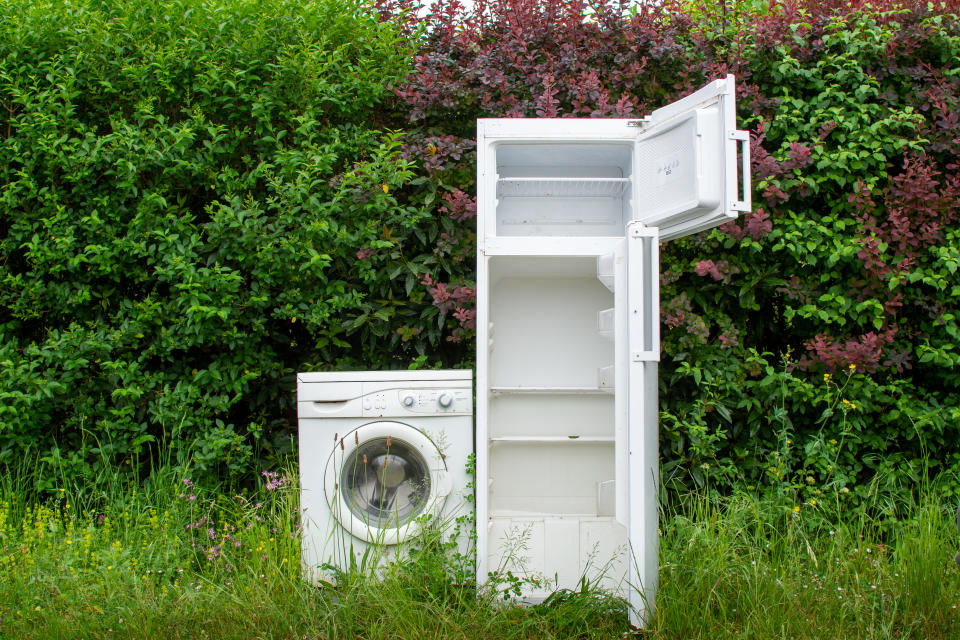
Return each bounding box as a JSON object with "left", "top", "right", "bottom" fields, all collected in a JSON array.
[{"left": 633, "top": 74, "right": 751, "bottom": 241}]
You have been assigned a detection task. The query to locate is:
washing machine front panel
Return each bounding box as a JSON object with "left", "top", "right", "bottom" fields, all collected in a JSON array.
[
  {"left": 323, "top": 420, "right": 452, "bottom": 546},
  {"left": 297, "top": 369, "right": 473, "bottom": 583}
]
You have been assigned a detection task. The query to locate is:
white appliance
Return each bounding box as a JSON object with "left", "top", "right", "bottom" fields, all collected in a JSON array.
[
  {"left": 298, "top": 370, "right": 473, "bottom": 579},
  {"left": 475, "top": 76, "right": 750, "bottom": 626}
]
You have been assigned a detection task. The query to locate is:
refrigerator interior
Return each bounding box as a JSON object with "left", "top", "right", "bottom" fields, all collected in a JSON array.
[
  {"left": 495, "top": 143, "right": 633, "bottom": 237},
  {"left": 484, "top": 254, "right": 626, "bottom": 594}
]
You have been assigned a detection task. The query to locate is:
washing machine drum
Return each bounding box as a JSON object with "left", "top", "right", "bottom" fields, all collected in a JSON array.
[{"left": 324, "top": 421, "right": 452, "bottom": 545}]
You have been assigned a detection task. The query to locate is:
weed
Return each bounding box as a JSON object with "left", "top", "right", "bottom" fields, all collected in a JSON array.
[{"left": 2, "top": 461, "right": 957, "bottom": 639}]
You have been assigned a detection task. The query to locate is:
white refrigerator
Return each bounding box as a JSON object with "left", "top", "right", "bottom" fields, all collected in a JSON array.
[{"left": 475, "top": 75, "right": 751, "bottom": 626}]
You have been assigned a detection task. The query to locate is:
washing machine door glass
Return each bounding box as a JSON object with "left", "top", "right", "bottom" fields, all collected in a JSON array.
[
  {"left": 325, "top": 421, "right": 452, "bottom": 545},
  {"left": 341, "top": 437, "right": 431, "bottom": 528}
]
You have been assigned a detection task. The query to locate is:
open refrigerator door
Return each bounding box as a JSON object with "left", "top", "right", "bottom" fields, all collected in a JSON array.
[{"left": 633, "top": 74, "right": 751, "bottom": 242}]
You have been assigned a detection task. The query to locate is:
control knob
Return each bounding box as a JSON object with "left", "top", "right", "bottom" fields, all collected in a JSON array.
[
  {"left": 438, "top": 392, "right": 454, "bottom": 408},
  {"left": 402, "top": 394, "right": 416, "bottom": 408}
]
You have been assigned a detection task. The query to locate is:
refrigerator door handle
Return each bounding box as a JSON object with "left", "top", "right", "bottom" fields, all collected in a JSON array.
[{"left": 728, "top": 129, "right": 752, "bottom": 213}]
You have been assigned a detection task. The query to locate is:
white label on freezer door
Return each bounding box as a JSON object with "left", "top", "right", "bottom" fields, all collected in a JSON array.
[{"left": 655, "top": 149, "right": 683, "bottom": 186}]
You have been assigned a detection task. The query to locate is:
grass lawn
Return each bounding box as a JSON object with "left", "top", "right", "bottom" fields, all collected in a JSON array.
[{"left": 1, "top": 467, "right": 958, "bottom": 639}]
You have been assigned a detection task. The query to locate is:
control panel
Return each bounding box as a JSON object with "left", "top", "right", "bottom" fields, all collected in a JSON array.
[
  {"left": 300, "top": 375, "right": 474, "bottom": 420},
  {"left": 395, "top": 388, "right": 471, "bottom": 414}
]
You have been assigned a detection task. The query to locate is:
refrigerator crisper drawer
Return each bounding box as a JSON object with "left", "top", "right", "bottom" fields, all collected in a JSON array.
[
  {"left": 494, "top": 143, "right": 632, "bottom": 237},
  {"left": 487, "top": 516, "right": 627, "bottom": 599}
]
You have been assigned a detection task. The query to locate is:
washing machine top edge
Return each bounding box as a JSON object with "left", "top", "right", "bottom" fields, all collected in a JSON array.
[{"left": 297, "top": 369, "right": 472, "bottom": 384}]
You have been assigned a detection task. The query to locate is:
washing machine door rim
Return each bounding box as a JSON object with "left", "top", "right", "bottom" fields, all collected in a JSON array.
[{"left": 324, "top": 420, "right": 452, "bottom": 545}]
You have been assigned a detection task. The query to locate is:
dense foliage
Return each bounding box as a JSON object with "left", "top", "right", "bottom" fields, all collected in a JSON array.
[
  {"left": 668, "top": 1, "right": 960, "bottom": 501},
  {"left": 1, "top": 0, "right": 958, "bottom": 501},
  {"left": 0, "top": 0, "right": 455, "bottom": 486}
]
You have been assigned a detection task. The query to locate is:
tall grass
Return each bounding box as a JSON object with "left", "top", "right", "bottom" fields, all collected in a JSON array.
[
  {"left": 1, "top": 464, "right": 957, "bottom": 639},
  {"left": 654, "top": 489, "right": 960, "bottom": 639}
]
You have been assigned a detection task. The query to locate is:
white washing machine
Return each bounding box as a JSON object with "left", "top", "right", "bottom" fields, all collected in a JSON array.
[{"left": 297, "top": 370, "right": 473, "bottom": 580}]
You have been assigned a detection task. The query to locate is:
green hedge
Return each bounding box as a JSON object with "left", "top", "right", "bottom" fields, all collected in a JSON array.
[
  {"left": 658, "top": 5, "right": 960, "bottom": 502},
  {"left": 2, "top": 0, "right": 959, "bottom": 505},
  {"left": 0, "top": 0, "right": 458, "bottom": 487}
]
